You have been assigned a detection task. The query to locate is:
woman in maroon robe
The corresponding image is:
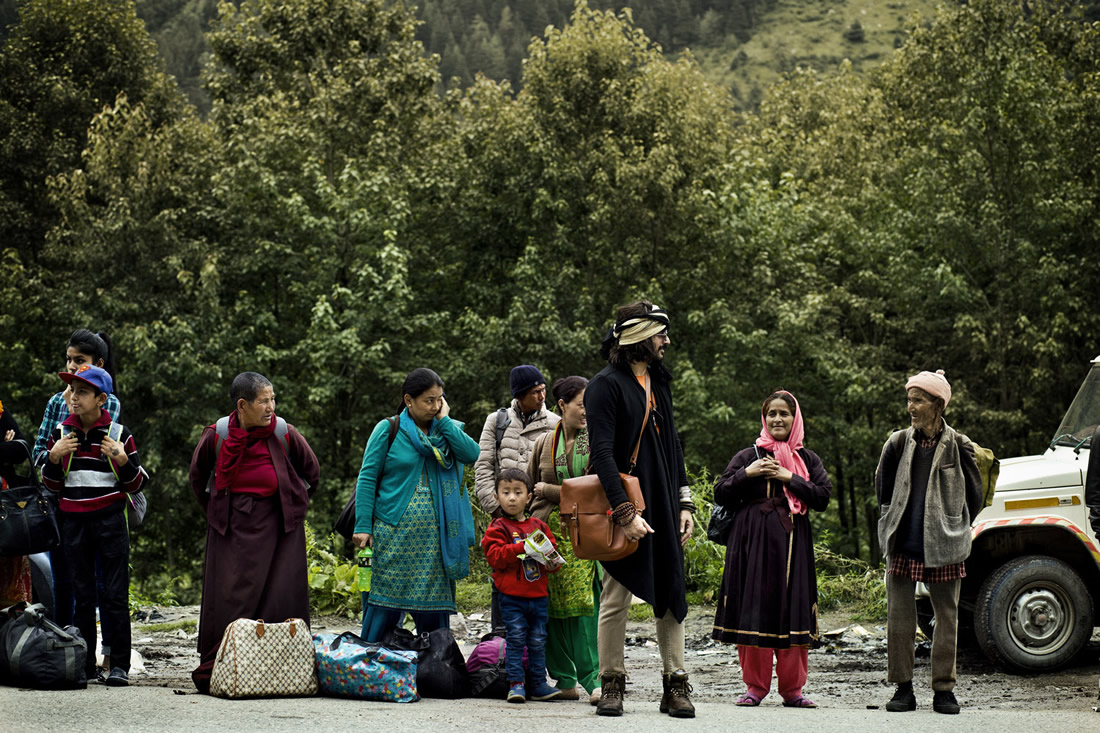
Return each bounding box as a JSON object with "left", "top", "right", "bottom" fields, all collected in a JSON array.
[
  {"left": 188, "top": 372, "right": 320, "bottom": 693},
  {"left": 711, "top": 390, "right": 831, "bottom": 708}
]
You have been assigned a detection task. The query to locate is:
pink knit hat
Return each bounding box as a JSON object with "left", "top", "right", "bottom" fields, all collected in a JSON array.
[{"left": 905, "top": 369, "right": 951, "bottom": 407}]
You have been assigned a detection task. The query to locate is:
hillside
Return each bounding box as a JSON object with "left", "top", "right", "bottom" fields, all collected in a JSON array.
[{"left": 3, "top": 0, "right": 1098, "bottom": 112}]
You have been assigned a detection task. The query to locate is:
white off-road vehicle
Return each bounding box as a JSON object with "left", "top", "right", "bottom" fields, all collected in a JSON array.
[{"left": 937, "top": 355, "right": 1100, "bottom": 672}]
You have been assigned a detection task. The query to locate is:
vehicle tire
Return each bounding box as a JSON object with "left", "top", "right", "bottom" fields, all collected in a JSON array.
[{"left": 974, "top": 555, "right": 1093, "bottom": 673}]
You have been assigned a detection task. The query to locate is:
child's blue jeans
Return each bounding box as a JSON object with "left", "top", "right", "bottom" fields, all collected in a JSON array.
[{"left": 499, "top": 593, "right": 548, "bottom": 685}]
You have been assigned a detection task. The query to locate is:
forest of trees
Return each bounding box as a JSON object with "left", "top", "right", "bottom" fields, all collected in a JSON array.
[
  {"left": 1, "top": 0, "right": 1098, "bottom": 601},
  {"left": 0, "top": 0, "right": 861, "bottom": 112}
]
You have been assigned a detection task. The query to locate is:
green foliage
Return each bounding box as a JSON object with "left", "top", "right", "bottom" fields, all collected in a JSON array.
[
  {"left": 814, "top": 541, "right": 887, "bottom": 620},
  {"left": 306, "top": 522, "right": 362, "bottom": 619},
  {"left": 2, "top": 0, "right": 1099, "bottom": 596},
  {"left": 128, "top": 577, "right": 184, "bottom": 614},
  {"left": 682, "top": 470, "right": 726, "bottom": 602}
]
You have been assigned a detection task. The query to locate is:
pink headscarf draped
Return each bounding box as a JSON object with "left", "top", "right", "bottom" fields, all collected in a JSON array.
[{"left": 755, "top": 390, "right": 809, "bottom": 515}]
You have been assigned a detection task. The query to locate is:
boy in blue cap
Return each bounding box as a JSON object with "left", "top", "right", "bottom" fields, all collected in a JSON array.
[{"left": 42, "top": 364, "right": 148, "bottom": 687}]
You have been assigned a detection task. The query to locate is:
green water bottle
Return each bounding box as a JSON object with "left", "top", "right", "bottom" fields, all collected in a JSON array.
[{"left": 358, "top": 547, "right": 373, "bottom": 593}]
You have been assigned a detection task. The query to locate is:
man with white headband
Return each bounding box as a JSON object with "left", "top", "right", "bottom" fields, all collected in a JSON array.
[
  {"left": 875, "top": 369, "right": 982, "bottom": 715},
  {"left": 585, "top": 300, "right": 696, "bottom": 718}
]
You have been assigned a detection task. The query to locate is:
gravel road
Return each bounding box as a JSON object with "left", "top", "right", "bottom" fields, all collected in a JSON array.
[{"left": 3, "top": 603, "right": 1098, "bottom": 732}]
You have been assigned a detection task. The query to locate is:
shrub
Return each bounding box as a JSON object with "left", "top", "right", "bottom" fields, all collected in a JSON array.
[{"left": 306, "top": 522, "right": 362, "bottom": 618}]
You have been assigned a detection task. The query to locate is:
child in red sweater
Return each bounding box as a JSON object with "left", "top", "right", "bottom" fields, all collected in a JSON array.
[{"left": 481, "top": 467, "right": 563, "bottom": 703}]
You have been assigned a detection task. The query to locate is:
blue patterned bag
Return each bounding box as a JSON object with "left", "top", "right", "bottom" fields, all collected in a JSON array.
[{"left": 313, "top": 632, "right": 419, "bottom": 702}]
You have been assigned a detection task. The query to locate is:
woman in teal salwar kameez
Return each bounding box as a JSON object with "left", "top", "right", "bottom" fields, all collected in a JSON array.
[{"left": 353, "top": 368, "right": 481, "bottom": 641}]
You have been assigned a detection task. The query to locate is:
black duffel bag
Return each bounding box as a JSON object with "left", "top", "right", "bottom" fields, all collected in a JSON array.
[
  {"left": 382, "top": 626, "right": 469, "bottom": 698},
  {"left": 0, "top": 440, "right": 60, "bottom": 556},
  {"left": 0, "top": 602, "right": 88, "bottom": 689}
]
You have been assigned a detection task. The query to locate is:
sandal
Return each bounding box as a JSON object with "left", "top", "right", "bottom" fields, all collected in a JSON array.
[
  {"left": 735, "top": 692, "right": 762, "bottom": 706},
  {"left": 782, "top": 696, "right": 817, "bottom": 708}
]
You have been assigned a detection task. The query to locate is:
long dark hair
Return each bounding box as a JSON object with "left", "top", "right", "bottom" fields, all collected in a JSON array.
[
  {"left": 607, "top": 301, "right": 671, "bottom": 381},
  {"left": 398, "top": 368, "right": 444, "bottom": 412}
]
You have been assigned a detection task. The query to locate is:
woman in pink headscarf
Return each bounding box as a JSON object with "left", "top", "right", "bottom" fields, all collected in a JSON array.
[{"left": 711, "top": 391, "right": 832, "bottom": 708}]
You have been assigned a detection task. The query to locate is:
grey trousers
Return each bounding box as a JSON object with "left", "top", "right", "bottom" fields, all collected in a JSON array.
[
  {"left": 598, "top": 573, "right": 685, "bottom": 675},
  {"left": 886, "top": 570, "right": 960, "bottom": 692}
]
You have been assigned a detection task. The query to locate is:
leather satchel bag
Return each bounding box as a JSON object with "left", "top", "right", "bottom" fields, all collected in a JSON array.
[
  {"left": 560, "top": 377, "right": 650, "bottom": 562},
  {"left": 0, "top": 440, "right": 60, "bottom": 557},
  {"left": 210, "top": 618, "right": 319, "bottom": 699}
]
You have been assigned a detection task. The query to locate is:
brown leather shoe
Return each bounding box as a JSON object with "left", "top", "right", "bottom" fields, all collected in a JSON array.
[
  {"left": 596, "top": 674, "right": 625, "bottom": 716},
  {"left": 556, "top": 686, "right": 580, "bottom": 700},
  {"left": 664, "top": 669, "right": 696, "bottom": 718}
]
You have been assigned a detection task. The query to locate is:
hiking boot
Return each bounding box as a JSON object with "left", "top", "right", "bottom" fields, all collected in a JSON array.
[
  {"left": 886, "top": 682, "right": 916, "bottom": 712},
  {"left": 933, "top": 690, "right": 960, "bottom": 714},
  {"left": 507, "top": 682, "right": 526, "bottom": 703},
  {"left": 528, "top": 681, "right": 563, "bottom": 701},
  {"left": 662, "top": 669, "right": 696, "bottom": 718},
  {"left": 105, "top": 667, "right": 129, "bottom": 687},
  {"left": 596, "top": 674, "right": 625, "bottom": 717}
]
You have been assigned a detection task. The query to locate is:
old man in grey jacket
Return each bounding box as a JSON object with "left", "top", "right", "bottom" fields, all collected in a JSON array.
[{"left": 876, "top": 369, "right": 982, "bottom": 716}]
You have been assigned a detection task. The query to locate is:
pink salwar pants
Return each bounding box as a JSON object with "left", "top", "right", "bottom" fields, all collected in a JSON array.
[{"left": 737, "top": 645, "right": 809, "bottom": 702}]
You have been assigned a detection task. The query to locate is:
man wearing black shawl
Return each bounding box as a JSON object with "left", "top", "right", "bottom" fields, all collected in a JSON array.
[{"left": 585, "top": 301, "right": 696, "bottom": 718}]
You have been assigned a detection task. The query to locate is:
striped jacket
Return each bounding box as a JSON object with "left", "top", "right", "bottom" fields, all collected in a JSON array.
[{"left": 42, "top": 409, "right": 148, "bottom": 513}]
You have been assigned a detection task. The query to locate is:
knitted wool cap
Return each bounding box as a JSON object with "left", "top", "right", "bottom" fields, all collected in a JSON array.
[
  {"left": 510, "top": 365, "right": 546, "bottom": 397},
  {"left": 905, "top": 369, "right": 951, "bottom": 408}
]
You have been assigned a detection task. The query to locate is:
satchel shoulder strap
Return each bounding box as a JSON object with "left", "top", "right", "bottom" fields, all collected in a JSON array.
[{"left": 628, "top": 374, "right": 653, "bottom": 475}]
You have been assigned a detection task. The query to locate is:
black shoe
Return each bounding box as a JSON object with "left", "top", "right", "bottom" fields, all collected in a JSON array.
[
  {"left": 933, "top": 690, "right": 960, "bottom": 714},
  {"left": 886, "top": 684, "right": 916, "bottom": 712},
  {"left": 105, "top": 667, "right": 129, "bottom": 687}
]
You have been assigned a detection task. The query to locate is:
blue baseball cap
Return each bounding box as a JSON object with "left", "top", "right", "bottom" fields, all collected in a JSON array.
[{"left": 59, "top": 364, "right": 113, "bottom": 396}]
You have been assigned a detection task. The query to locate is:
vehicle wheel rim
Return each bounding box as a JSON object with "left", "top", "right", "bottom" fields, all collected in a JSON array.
[{"left": 1006, "top": 585, "right": 1073, "bottom": 655}]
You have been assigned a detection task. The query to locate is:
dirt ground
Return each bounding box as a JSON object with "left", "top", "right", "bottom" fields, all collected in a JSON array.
[{"left": 128, "top": 603, "right": 1100, "bottom": 711}]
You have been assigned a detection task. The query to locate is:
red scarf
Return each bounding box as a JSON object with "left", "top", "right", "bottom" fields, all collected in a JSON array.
[{"left": 215, "top": 411, "right": 276, "bottom": 492}]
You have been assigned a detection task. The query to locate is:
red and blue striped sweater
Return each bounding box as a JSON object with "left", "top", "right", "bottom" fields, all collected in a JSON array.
[{"left": 42, "top": 409, "right": 148, "bottom": 513}]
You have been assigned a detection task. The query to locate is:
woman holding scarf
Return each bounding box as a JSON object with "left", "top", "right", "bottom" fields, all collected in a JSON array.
[
  {"left": 353, "top": 368, "right": 480, "bottom": 641},
  {"left": 189, "top": 372, "right": 321, "bottom": 693},
  {"left": 712, "top": 390, "right": 832, "bottom": 708},
  {"left": 526, "top": 376, "right": 602, "bottom": 704}
]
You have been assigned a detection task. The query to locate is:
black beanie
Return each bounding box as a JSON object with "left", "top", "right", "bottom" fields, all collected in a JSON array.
[{"left": 510, "top": 365, "right": 546, "bottom": 397}]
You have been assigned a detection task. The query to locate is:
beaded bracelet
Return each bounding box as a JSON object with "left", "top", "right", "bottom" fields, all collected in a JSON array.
[{"left": 612, "top": 501, "right": 637, "bottom": 526}]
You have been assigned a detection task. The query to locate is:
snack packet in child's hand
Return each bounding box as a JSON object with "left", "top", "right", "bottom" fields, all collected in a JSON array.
[{"left": 524, "top": 529, "right": 566, "bottom": 568}]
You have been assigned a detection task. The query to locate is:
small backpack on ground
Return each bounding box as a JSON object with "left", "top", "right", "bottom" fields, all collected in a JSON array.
[
  {"left": 0, "top": 602, "right": 87, "bottom": 689},
  {"left": 465, "top": 632, "right": 527, "bottom": 698}
]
